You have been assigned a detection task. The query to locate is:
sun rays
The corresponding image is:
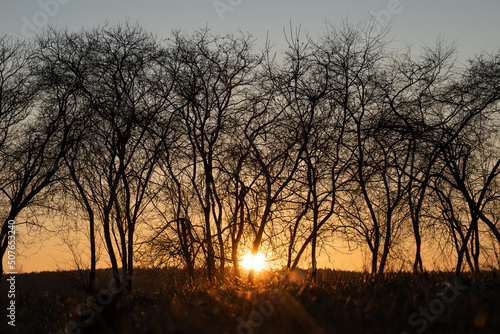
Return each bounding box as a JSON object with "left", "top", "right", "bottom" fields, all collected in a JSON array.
[{"left": 240, "top": 252, "right": 267, "bottom": 272}]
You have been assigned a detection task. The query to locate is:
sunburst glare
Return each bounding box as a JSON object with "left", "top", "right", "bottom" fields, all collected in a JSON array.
[{"left": 240, "top": 252, "right": 267, "bottom": 272}]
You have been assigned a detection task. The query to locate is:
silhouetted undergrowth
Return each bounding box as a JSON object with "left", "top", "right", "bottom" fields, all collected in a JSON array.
[{"left": 1, "top": 269, "right": 499, "bottom": 333}]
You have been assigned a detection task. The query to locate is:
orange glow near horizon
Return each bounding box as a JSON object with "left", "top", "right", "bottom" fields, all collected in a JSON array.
[{"left": 240, "top": 252, "right": 267, "bottom": 272}]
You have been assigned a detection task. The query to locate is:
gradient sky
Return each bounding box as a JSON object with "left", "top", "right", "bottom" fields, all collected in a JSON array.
[
  {"left": 1, "top": 0, "right": 500, "bottom": 60},
  {"left": 1, "top": 0, "right": 500, "bottom": 273}
]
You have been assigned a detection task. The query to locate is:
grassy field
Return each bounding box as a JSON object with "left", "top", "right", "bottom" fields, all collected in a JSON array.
[{"left": 1, "top": 269, "right": 499, "bottom": 333}]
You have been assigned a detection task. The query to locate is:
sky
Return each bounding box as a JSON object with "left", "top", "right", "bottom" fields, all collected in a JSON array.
[
  {"left": 1, "top": 0, "right": 500, "bottom": 60},
  {"left": 2, "top": 0, "right": 500, "bottom": 273}
]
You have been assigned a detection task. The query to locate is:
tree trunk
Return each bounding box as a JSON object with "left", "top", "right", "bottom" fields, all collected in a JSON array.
[
  {"left": 378, "top": 214, "right": 392, "bottom": 274},
  {"left": 89, "top": 212, "right": 96, "bottom": 293}
]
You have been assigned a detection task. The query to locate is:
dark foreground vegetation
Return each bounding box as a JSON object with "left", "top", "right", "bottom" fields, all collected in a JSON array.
[{"left": 1, "top": 269, "right": 499, "bottom": 333}]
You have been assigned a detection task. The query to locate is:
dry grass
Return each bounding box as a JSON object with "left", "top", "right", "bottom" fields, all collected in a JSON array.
[{"left": 1, "top": 269, "right": 499, "bottom": 333}]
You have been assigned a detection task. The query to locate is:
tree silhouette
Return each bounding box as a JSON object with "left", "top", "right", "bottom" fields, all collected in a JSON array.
[{"left": 1, "top": 22, "right": 500, "bottom": 287}]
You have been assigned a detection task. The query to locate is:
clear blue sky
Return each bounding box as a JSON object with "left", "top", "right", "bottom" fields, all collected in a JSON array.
[{"left": 1, "top": 0, "right": 500, "bottom": 61}]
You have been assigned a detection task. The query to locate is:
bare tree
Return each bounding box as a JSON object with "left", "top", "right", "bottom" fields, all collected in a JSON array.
[
  {"left": 321, "top": 22, "right": 401, "bottom": 275},
  {"left": 163, "top": 29, "right": 258, "bottom": 281},
  {"left": 436, "top": 116, "right": 500, "bottom": 273},
  {"left": 376, "top": 42, "right": 456, "bottom": 273},
  {"left": 32, "top": 28, "right": 100, "bottom": 292},
  {"left": 266, "top": 27, "right": 351, "bottom": 281},
  {"left": 0, "top": 36, "right": 37, "bottom": 279},
  {"left": 243, "top": 30, "right": 319, "bottom": 283},
  {"left": 48, "top": 24, "right": 170, "bottom": 290},
  {"left": 0, "top": 35, "right": 77, "bottom": 280}
]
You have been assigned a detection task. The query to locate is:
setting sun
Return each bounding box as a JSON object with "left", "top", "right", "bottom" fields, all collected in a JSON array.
[{"left": 240, "top": 252, "right": 266, "bottom": 272}]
